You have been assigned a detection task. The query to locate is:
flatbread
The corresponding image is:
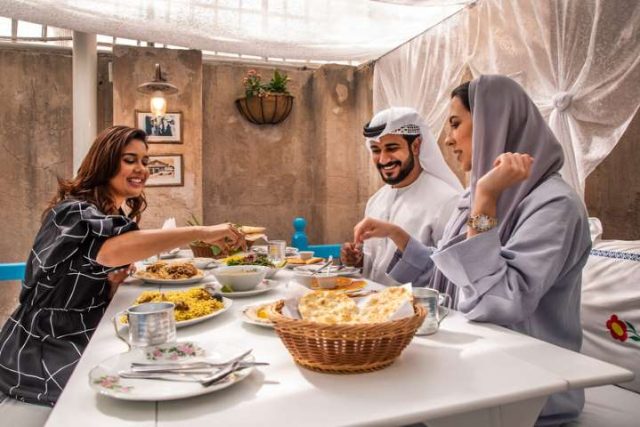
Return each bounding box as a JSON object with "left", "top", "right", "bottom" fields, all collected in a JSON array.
[
  {"left": 358, "top": 287, "right": 412, "bottom": 323},
  {"left": 244, "top": 233, "right": 267, "bottom": 242},
  {"left": 286, "top": 257, "right": 323, "bottom": 265},
  {"left": 239, "top": 225, "right": 266, "bottom": 234},
  {"left": 299, "top": 291, "right": 358, "bottom": 325}
]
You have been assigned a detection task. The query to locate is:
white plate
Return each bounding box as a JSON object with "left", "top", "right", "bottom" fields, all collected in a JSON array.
[
  {"left": 293, "top": 265, "right": 360, "bottom": 277},
  {"left": 134, "top": 270, "right": 206, "bottom": 285},
  {"left": 115, "top": 296, "right": 232, "bottom": 331},
  {"left": 177, "top": 296, "right": 232, "bottom": 326},
  {"left": 241, "top": 302, "right": 277, "bottom": 328},
  {"left": 251, "top": 245, "right": 299, "bottom": 257},
  {"left": 205, "top": 279, "right": 280, "bottom": 298},
  {"left": 159, "top": 248, "right": 180, "bottom": 259},
  {"left": 89, "top": 341, "right": 254, "bottom": 401},
  {"left": 284, "top": 260, "right": 325, "bottom": 270}
]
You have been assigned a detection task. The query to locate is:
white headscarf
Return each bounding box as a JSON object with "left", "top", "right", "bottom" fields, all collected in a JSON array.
[{"left": 364, "top": 107, "right": 462, "bottom": 191}]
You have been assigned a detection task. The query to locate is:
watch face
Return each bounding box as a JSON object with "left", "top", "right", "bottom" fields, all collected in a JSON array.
[{"left": 478, "top": 216, "right": 491, "bottom": 229}]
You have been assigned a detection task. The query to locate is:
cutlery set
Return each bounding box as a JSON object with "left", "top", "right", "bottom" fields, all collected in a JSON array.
[{"left": 118, "top": 349, "right": 268, "bottom": 387}]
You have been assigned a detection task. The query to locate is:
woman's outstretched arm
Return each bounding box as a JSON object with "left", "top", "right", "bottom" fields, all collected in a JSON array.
[{"left": 96, "top": 223, "right": 243, "bottom": 267}]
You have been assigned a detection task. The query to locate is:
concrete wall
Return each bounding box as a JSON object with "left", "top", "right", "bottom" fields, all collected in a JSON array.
[
  {"left": 310, "top": 64, "right": 377, "bottom": 244},
  {"left": 112, "top": 46, "right": 203, "bottom": 229},
  {"left": 0, "top": 46, "right": 74, "bottom": 322},
  {"left": 202, "top": 63, "right": 376, "bottom": 245},
  {"left": 586, "top": 109, "right": 640, "bottom": 240}
]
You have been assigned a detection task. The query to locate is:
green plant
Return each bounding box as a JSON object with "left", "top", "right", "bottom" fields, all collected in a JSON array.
[
  {"left": 186, "top": 212, "right": 201, "bottom": 227},
  {"left": 242, "top": 69, "right": 291, "bottom": 98},
  {"left": 264, "top": 69, "right": 291, "bottom": 95}
]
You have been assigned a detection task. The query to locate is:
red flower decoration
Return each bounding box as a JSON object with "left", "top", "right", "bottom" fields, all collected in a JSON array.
[{"left": 606, "top": 314, "right": 628, "bottom": 342}]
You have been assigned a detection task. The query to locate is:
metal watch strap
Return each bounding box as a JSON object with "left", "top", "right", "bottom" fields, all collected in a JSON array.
[{"left": 467, "top": 214, "right": 498, "bottom": 232}]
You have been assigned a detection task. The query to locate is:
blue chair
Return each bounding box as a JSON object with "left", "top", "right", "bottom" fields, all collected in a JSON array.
[
  {"left": 291, "top": 217, "right": 342, "bottom": 259},
  {"left": 0, "top": 263, "right": 26, "bottom": 281}
]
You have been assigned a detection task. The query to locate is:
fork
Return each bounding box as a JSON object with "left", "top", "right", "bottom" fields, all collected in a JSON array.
[
  {"left": 200, "top": 349, "right": 252, "bottom": 387},
  {"left": 314, "top": 256, "right": 334, "bottom": 274},
  {"left": 129, "top": 361, "right": 268, "bottom": 373},
  {"left": 119, "top": 365, "right": 252, "bottom": 383}
]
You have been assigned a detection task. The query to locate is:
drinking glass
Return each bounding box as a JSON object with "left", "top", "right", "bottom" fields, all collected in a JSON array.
[{"left": 267, "top": 240, "right": 287, "bottom": 265}]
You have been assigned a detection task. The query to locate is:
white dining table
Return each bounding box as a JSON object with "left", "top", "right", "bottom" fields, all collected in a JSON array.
[{"left": 45, "top": 265, "right": 633, "bottom": 427}]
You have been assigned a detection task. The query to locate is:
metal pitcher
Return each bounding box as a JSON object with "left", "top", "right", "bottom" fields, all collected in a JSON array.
[
  {"left": 116, "top": 302, "right": 177, "bottom": 347},
  {"left": 413, "top": 287, "right": 450, "bottom": 336}
]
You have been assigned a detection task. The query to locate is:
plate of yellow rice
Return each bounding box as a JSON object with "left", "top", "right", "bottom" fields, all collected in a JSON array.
[{"left": 117, "top": 287, "right": 232, "bottom": 328}]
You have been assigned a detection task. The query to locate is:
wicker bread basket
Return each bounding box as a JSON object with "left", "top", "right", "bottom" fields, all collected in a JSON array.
[
  {"left": 189, "top": 240, "right": 257, "bottom": 258},
  {"left": 268, "top": 300, "right": 426, "bottom": 374},
  {"left": 189, "top": 242, "right": 218, "bottom": 258}
]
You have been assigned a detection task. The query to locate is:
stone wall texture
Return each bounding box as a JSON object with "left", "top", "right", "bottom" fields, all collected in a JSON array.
[
  {"left": 112, "top": 46, "right": 204, "bottom": 230},
  {"left": 585, "top": 109, "right": 640, "bottom": 240},
  {"left": 0, "top": 46, "right": 73, "bottom": 323},
  {"left": 202, "top": 63, "right": 377, "bottom": 245}
]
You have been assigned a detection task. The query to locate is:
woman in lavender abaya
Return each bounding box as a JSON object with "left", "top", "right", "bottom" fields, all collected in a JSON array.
[{"left": 353, "top": 75, "right": 591, "bottom": 426}]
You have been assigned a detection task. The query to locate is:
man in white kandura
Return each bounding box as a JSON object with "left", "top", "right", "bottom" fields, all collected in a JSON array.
[{"left": 341, "top": 107, "right": 462, "bottom": 285}]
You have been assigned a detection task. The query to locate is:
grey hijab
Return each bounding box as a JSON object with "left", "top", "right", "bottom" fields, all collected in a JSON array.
[
  {"left": 468, "top": 74, "right": 564, "bottom": 240},
  {"left": 432, "top": 75, "right": 565, "bottom": 302}
]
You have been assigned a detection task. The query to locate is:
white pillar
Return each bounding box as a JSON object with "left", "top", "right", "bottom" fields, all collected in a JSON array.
[{"left": 72, "top": 31, "right": 97, "bottom": 175}]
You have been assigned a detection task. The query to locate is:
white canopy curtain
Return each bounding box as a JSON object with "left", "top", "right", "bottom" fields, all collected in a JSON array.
[
  {"left": 0, "top": 0, "right": 468, "bottom": 63},
  {"left": 373, "top": 0, "right": 640, "bottom": 197}
]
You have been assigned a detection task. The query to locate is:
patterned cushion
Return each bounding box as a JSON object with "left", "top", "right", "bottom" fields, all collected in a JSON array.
[{"left": 581, "top": 236, "right": 640, "bottom": 393}]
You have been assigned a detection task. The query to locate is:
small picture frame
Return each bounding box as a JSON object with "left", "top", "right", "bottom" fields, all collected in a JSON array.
[
  {"left": 136, "top": 111, "right": 182, "bottom": 143},
  {"left": 146, "top": 154, "right": 184, "bottom": 187}
]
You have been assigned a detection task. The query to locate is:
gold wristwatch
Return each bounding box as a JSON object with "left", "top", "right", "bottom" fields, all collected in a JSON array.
[{"left": 467, "top": 214, "right": 498, "bottom": 233}]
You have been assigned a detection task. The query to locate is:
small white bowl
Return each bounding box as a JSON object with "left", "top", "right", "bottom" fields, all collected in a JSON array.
[
  {"left": 264, "top": 266, "right": 282, "bottom": 279},
  {"left": 293, "top": 268, "right": 339, "bottom": 289},
  {"left": 298, "top": 251, "right": 314, "bottom": 260},
  {"left": 191, "top": 257, "right": 216, "bottom": 269},
  {"left": 211, "top": 265, "right": 269, "bottom": 291}
]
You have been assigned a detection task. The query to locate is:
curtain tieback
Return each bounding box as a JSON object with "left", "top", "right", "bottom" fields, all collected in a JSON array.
[{"left": 552, "top": 92, "right": 573, "bottom": 112}]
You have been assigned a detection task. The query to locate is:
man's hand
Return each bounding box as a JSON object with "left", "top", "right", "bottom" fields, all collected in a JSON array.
[
  {"left": 353, "top": 217, "right": 410, "bottom": 252},
  {"left": 341, "top": 242, "right": 363, "bottom": 267}
]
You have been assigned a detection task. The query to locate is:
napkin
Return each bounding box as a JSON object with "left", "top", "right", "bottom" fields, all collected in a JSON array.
[{"left": 162, "top": 217, "right": 180, "bottom": 254}]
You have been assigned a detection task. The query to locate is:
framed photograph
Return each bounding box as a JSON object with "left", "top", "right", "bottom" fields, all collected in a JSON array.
[
  {"left": 136, "top": 111, "right": 182, "bottom": 143},
  {"left": 146, "top": 154, "right": 184, "bottom": 187}
]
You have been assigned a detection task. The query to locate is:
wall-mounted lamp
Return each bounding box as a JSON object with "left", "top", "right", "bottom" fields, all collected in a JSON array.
[{"left": 136, "top": 64, "right": 179, "bottom": 117}]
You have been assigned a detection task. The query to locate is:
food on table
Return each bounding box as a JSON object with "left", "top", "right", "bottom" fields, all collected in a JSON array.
[
  {"left": 137, "top": 261, "right": 202, "bottom": 280},
  {"left": 286, "top": 256, "right": 323, "bottom": 265},
  {"left": 310, "top": 277, "right": 366, "bottom": 292},
  {"left": 241, "top": 302, "right": 276, "bottom": 327},
  {"left": 212, "top": 265, "right": 269, "bottom": 291},
  {"left": 299, "top": 291, "right": 359, "bottom": 325},
  {"left": 221, "top": 284, "right": 234, "bottom": 293},
  {"left": 256, "top": 306, "right": 270, "bottom": 319},
  {"left": 226, "top": 253, "right": 277, "bottom": 268},
  {"left": 358, "top": 287, "right": 412, "bottom": 323},
  {"left": 238, "top": 225, "right": 267, "bottom": 246},
  {"left": 225, "top": 253, "right": 284, "bottom": 279},
  {"left": 296, "top": 287, "right": 412, "bottom": 325},
  {"left": 190, "top": 224, "right": 266, "bottom": 259},
  {"left": 122, "top": 287, "right": 224, "bottom": 322},
  {"left": 238, "top": 225, "right": 266, "bottom": 234}
]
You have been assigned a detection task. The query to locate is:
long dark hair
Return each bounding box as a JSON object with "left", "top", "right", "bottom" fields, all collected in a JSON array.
[
  {"left": 451, "top": 81, "right": 471, "bottom": 111},
  {"left": 45, "top": 126, "right": 148, "bottom": 222}
]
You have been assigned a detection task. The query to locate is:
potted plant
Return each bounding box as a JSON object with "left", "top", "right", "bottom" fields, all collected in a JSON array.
[{"left": 235, "top": 69, "right": 294, "bottom": 125}]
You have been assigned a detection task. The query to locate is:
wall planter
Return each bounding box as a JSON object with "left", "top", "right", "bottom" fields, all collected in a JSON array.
[{"left": 235, "top": 93, "right": 294, "bottom": 125}]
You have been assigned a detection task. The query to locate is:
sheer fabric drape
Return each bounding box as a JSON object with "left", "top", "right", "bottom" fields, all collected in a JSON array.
[{"left": 373, "top": 0, "right": 640, "bottom": 197}]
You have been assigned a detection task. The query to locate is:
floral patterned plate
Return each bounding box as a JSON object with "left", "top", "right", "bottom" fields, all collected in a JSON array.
[{"left": 89, "top": 341, "right": 254, "bottom": 401}]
